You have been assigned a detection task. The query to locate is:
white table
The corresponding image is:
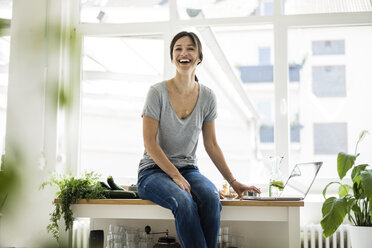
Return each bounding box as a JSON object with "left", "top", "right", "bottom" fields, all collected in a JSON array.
[{"left": 59, "top": 199, "right": 304, "bottom": 248}]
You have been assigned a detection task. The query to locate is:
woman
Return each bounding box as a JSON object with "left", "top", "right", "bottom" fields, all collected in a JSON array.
[{"left": 137, "top": 31, "right": 261, "bottom": 248}]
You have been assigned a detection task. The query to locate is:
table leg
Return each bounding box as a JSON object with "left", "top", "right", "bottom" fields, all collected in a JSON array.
[{"left": 288, "top": 207, "right": 301, "bottom": 248}]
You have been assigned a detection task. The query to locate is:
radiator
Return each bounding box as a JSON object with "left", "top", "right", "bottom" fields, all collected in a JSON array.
[{"left": 301, "top": 224, "right": 351, "bottom": 248}]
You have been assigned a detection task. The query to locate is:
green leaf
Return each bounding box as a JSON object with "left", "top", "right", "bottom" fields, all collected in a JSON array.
[
  {"left": 337, "top": 152, "right": 356, "bottom": 179},
  {"left": 338, "top": 184, "right": 352, "bottom": 197},
  {"left": 321, "top": 197, "right": 348, "bottom": 238},
  {"left": 353, "top": 181, "right": 364, "bottom": 199},
  {"left": 351, "top": 201, "right": 361, "bottom": 215},
  {"left": 351, "top": 164, "right": 369, "bottom": 182},
  {"left": 360, "top": 170, "right": 372, "bottom": 199},
  {"left": 345, "top": 197, "right": 358, "bottom": 225},
  {"left": 322, "top": 182, "right": 340, "bottom": 199}
]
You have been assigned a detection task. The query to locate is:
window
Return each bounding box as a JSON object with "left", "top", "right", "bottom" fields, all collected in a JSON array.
[
  {"left": 213, "top": 25, "right": 275, "bottom": 159},
  {"left": 80, "top": 0, "right": 170, "bottom": 23},
  {"left": 256, "top": 101, "right": 274, "bottom": 143},
  {"left": 314, "top": 123, "right": 347, "bottom": 154},
  {"left": 284, "top": 0, "right": 372, "bottom": 15},
  {"left": 80, "top": 36, "right": 164, "bottom": 182},
  {"left": 177, "top": 0, "right": 274, "bottom": 19},
  {"left": 263, "top": 2, "right": 274, "bottom": 16},
  {"left": 289, "top": 26, "right": 372, "bottom": 178},
  {"left": 259, "top": 47, "right": 271, "bottom": 65},
  {"left": 312, "top": 40, "right": 345, "bottom": 55},
  {"left": 74, "top": 1, "right": 372, "bottom": 185},
  {"left": 312, "top": 65, "right": 345, "bottom": 97}
]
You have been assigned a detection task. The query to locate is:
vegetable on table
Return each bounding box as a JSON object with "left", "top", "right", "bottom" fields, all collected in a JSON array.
[{"left": 107, "top": 176, "right": 124, "bottom": 190}]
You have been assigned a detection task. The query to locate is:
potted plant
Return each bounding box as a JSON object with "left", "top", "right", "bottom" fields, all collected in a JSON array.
[
  {"left": 321, "top": 130, "right": 372, "bottom": 247},
  {"left": 41, "top": 172, "right": 107, "bottom": 242}
]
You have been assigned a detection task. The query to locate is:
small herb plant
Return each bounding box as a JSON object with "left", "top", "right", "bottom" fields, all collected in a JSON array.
[
  {"left": 41, "top": 171, "right": 107, "bottom": 241},
  {"left": 321, "top": 130, "right": 372, "bottom": 237}
]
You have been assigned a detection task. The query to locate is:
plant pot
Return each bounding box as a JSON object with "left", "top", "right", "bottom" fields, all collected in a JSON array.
[{"left": 347, "top": 225, "right": 372, "bottom": 248}]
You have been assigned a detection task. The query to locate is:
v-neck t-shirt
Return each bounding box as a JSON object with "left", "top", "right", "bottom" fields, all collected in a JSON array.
[{"left": 138, "top": 81, "right": 217, "bottom": 172}]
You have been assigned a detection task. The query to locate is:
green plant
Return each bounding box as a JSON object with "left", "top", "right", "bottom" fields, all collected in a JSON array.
[
  {"left": 321, "top": 130, "right": 372, "bottom": 237},
  {"left": 40, "top": 172, "right": 107, "bottom": 241}
]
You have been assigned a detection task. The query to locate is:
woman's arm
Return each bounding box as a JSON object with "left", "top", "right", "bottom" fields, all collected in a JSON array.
[
  {"left": 202, "top": 120, "right": 261, "bottom": 199},
  {"left": 143, "top": 115, "right": 191, "bottom": 195}
]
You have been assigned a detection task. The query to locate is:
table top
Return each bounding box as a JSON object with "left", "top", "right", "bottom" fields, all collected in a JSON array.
[{"left": 55, "top": 198, "right": 304, "bottom": 207}]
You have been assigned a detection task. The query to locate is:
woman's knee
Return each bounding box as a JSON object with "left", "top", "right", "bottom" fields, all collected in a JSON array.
[
  {"left": 170, "top": 192, "right": 197, "bottom": 213},
  {"left": 196, "top": 187, "right": 221, "bottom": 212}
]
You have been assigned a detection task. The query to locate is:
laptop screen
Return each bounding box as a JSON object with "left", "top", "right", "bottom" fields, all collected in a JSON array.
[{"left": 281, "top": 162, "right": 322, "bottom": 198}]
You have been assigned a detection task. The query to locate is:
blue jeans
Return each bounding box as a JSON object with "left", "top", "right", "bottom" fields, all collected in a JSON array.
[{"left": 137, "top": 165, "right": 222, "bottom": 248}]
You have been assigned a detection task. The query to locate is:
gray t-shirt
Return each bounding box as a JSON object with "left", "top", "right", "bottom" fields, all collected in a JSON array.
[{"left": 138, "top": 81, "right": 217, "bottom": 172}]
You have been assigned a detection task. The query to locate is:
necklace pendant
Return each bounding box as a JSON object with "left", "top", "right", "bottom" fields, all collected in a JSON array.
[{"left": 185, "top": 110, "right": 190, "bottom": 115}]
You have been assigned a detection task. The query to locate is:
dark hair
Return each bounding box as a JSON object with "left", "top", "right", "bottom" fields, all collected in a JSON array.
[{"left": 170, "top": 31, "right": 203, "bottom": 82}]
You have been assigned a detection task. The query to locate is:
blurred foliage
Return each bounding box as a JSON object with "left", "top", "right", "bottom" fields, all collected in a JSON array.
[
  {"left": 0, "top": 146, "right": 22, "bottom": 214},
  {"left": 0, "top": 4, "right": 80, "bottom": 247},
  {"left": 0, "top": 18, "right": 11, "bottom": 36},
  {"left": 53, "top": 82, "right": 73, "bottom": 112},
  {"left": 40, "top": 172, "right": 107, "bottom": 242}
]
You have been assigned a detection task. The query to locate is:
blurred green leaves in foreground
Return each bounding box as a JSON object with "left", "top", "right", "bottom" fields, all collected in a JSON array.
[
  {"left": 0, "top": 18, "right": 11, "bottom": 36},
  {"left": 0, "top": 146, "right": 22, "bottom": 215}
]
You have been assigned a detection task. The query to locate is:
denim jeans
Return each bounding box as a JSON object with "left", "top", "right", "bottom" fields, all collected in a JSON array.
[{"left": 137, "top": 165, "right": 222, "bottom": 248}]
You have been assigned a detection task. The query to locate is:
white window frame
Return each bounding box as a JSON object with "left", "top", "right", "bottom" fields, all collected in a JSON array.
[{"left": 66, "top": 0, "right": 372, "bottom": 177}]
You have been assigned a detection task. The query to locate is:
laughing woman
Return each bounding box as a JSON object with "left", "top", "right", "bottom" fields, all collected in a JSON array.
[{"left": 137, "top": 31, "right": 261, "bottom": 248}]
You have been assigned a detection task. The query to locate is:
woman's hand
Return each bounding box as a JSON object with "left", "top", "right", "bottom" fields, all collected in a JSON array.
[
  {"left": 230, "top": 180, "right": 261, "bottom": 200},
  {"left": 171, "top": 174, "right": 192, "bottom": 197}
]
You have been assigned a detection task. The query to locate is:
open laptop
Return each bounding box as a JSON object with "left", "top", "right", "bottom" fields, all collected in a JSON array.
[{"left": 243, "top": 161, "right": 323, "bottom": 201}]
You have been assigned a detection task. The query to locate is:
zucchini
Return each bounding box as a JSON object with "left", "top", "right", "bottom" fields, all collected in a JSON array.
[
  {"left": 107, "top": 176, "right": 124, "bottom": 190},
  {"left": 106, "top": 190, "right": 139, "bottom": 199},
  {"left": 100, "top": 181, "right": 111, "bottom": 190}
]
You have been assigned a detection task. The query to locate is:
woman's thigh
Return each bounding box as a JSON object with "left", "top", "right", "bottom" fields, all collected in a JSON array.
[
  {"left": 181, "top": 167, "right": 220, "bottom": 204},
  {"left": 137, "top": 167, "right": 192, "bottom": 210}
]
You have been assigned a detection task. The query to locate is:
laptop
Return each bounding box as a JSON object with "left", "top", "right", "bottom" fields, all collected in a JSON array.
[{"left": 243, "top": 161, "right": 323, "bottom": 201}]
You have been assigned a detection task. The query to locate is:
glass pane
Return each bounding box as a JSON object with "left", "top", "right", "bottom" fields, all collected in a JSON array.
[
  {"left": 214, "top": 25, "right": 275, "bottom": 147},
  {"left": 0, "top": 0, "right": 12, "bottom": 19},
  {"left": 80, "top": 0, "right": 169, "bottom": 23},
  {"left": 211, "top": 25, "right": 275, "bottom": 183},
  {"left": 0, "top": 36, "right": 10, "bottom": 159},
  {"left": 288, "top": 26, "right": 372, "bottom": 179},
  {"left": 80, "top": 36, "right": 164, "bottom": 184},
  {"left": 284, "top": 0, "right": 372, "bottom": 15},
  {"left": 177, "top": 0, "right": 273, "bottom": 19}
]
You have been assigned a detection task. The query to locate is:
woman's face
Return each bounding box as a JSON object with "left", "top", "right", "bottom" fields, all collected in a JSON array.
[{"left": 172, "top": 36, "right": 200, "bottom": 74}]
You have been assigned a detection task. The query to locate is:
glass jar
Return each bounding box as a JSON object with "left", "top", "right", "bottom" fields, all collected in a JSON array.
[{"left": 269, "top": 156, "right": 284, "bottom": 197}]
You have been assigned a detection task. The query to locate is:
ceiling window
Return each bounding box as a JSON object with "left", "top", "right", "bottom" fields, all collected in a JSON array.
[{"left": 284, "top": 0, "right": 372, "bottom": 15}]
